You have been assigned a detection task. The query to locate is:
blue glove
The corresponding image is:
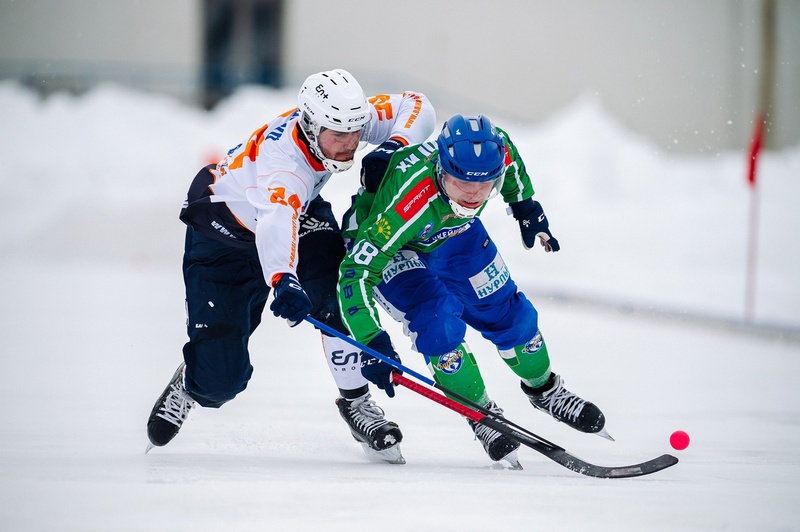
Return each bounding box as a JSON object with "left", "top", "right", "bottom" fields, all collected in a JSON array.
[
  {"left": 360, "top": 139, "right": 404, "bottom": 193},
  {"left": 509, "top": 198, "right": 560, "bottom": 252},
  {"left": 269, "top": 273, "right": 312, "bottom": 325},
  {"left": 361, "top": 331, "right": 402, "bottom": 398}
]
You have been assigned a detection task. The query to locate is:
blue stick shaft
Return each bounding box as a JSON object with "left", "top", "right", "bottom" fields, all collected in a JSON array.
[
  {"left": 306, "top": 317, "right": 561, "bottom": 448},
  {"left": 304, "top": 316, "right": 435, "bottom": 386}
]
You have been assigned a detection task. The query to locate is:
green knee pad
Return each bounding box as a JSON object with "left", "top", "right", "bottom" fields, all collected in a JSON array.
[
  {"left": 498, "top": 331, "right": 552, "bottom": 388},
  {"left": 426, "top": 343, "right": 489, "bottom": 406}
]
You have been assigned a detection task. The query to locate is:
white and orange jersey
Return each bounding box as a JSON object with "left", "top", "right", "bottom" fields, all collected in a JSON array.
[{"left": 180, "top": 91, "right": 435, "bottom": 287}]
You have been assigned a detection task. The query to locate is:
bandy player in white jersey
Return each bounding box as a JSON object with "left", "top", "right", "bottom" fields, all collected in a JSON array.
[{"left": 146, "top": 69, "right": 435, "bottom": 463}]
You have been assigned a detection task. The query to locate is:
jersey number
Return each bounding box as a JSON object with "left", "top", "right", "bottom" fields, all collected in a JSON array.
[
  {"left": 369, "top": 94, "right": 393, "bottom": 121},
  {"left": 351, "top": 241, "right": 379, "bottom": 265}
]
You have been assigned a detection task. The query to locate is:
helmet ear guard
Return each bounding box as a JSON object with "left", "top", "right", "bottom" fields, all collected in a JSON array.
[{"left": 297, "top": 69, "right": 372, "bottom": 173}]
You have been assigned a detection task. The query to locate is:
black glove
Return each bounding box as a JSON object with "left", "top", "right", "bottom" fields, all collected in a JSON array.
[
  {"left": 269, "top": 273, "right": 312, "bottom": 325},
  {"left": 510, "top": 198, "right": 560, "bottom": 252},
  {"left": 360, "top": 139, "right": 404, "bottom": 193},
  {"left": 361, "top": 331, "right": 402, "bottom": 398}
]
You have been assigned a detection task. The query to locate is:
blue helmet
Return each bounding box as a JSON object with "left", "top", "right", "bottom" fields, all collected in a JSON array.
[{"left": 436, "top": 114, "right": 505, "bottom": 182}]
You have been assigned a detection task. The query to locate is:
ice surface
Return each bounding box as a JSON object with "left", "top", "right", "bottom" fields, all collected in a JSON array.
[{"left": 1, "top": 82, "right": 798, "bottom": 531}]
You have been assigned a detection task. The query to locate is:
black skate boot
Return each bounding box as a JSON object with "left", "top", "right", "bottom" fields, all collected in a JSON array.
[
  {"left": 336, "top": 393, "right": 405, "bottom": 464},
  {"left": 467, "top": 400, "right": 521, "bottom": 467},
  {"left": 522, "top": 374, "right": 611, "bottom": 439},
  {"left": 146, "top": 363, "right": 196, "bottom": 451}
]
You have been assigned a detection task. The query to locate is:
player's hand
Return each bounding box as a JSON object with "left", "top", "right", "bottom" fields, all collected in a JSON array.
[
  {"left": 360, "top": 139, "right": 404, "bottom": 193},
  {"left": 269, "top": 273, "right": 312, "bottom": 325},
  {"left": 510, "top": 199, "right": 561, "bottom": 252},
  {"left": 361, "top": 331, "right": 402, "bottom": 398}
]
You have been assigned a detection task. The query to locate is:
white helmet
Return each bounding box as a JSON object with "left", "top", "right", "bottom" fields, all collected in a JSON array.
[{"left": 297, "top": 69, "right": 372, "bottom": 173}]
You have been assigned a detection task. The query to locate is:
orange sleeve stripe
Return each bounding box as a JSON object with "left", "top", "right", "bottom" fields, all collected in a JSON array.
[{"left": 389, "top": 136, "right": 409, "bottom": 146}]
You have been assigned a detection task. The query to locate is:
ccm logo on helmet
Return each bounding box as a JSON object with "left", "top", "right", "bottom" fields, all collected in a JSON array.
[{"left": 466, "top": 171, "right": 491, "bottom": 176}]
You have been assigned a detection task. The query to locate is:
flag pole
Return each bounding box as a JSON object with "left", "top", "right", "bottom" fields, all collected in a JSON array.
[
  {"left": 744, "top": 115, "right": 762, "bottom": 322},
  {"left": 745, "top": 0, "right": 775, "bottom": 323}
]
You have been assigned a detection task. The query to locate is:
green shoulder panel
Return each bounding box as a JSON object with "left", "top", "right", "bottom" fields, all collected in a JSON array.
[{"left": 497, "top": 127, "right": 535, "bottom": 204}]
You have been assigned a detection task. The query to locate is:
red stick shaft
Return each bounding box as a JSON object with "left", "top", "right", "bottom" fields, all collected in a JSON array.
[{"left": 392, "top": 372, "right": 484, "bottom": 423}]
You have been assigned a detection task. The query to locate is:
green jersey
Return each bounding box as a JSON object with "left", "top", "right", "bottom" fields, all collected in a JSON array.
[{"left": 338, "top": 127, "right": 535, "bottom": 344}]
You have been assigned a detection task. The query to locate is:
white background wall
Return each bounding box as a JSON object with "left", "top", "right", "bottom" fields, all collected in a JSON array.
[
  {"left": 0, "top": 0, "right": 202, "bottom": 99},
  {"left": 282, "top": 0, "right": 799, "bottom": 153},
  {"left": 1, "top": 0, "right": 797, "bottom": 152}
]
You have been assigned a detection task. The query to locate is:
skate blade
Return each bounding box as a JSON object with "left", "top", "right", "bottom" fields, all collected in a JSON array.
[
  {"left": 492, "top": 450, "right": 523, "bottom": 470},
  {"left": 359, "top": 442, "right": 406, "bottom": 465},
  {"left": 596, "top": 428, "right": 615, "bottom": 441},
  {"left": 145, "top": 442, "right": 155, "bottom": 454}
]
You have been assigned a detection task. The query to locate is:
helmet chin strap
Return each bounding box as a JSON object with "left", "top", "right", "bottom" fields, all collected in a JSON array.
[
  {"left": 323, "top": 158, "right": 355, "bottom": 173},
  {"left": 447, "top": 199, "right": 482, "bottom": 218}
]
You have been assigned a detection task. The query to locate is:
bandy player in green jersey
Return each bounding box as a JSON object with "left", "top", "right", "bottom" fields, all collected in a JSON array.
[{"left": 338, "top": 114, "right": 610, "bottom": 465}]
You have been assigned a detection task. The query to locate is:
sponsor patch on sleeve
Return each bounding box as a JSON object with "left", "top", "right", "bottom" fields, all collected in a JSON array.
[{"left": 394, "top": 177, "right": 436, "bottom": 222}]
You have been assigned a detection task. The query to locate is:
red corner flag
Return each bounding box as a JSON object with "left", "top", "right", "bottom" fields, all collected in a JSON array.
[
  {"left": 744, "top": 113, "right": 765, "bottom": 321},
  {"left": 748, "top": 114, "right": 765, "bottom": 187}
]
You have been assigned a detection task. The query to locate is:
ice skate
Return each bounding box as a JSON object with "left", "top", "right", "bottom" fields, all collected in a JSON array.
[
  {"left": 146, "top": 363, "right": 196, "bottom": 452},
  {"left": 522, "top": 374, "right": 613, "bottom": 440},
  {"left": 336, "top": 393, "right": 405, "bottom": 464},
  {"left": 467, "top": 400, "right": 522, "bottom": 466}
]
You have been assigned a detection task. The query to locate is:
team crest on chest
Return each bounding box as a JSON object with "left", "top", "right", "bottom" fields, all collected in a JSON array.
[{"left": 417, "top": 221, "right": 434, "bottom": 239}]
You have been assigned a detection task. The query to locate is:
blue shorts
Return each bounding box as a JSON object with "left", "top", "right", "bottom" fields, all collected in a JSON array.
[{"left": 375, "top": 218, "right": 538, "bottom": 357}]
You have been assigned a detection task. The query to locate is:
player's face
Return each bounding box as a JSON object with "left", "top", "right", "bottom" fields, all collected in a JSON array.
[
  {"left": 318, "top": 128, "right": 361, "bottom": 162},
  {"left": 441, "top": 172, "right": 497, "bottom": 210}
]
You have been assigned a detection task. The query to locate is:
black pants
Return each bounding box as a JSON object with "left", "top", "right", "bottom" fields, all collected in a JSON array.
[{"left": 181, "top": 197, "right": 346, "bottom": 407}]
